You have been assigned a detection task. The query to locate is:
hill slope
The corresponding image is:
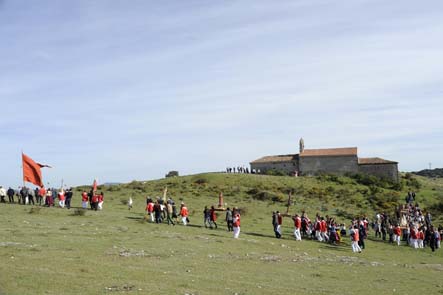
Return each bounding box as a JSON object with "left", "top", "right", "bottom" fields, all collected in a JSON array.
[{"left": 0, "top": 173, "right": 442, "bottom": 295}]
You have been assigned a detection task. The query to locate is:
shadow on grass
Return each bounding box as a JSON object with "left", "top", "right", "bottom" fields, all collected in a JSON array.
[
  {"left": 318, "top": 243, "right": 349, "bottom": 252},
  {"left": 367, "top": 237, "right": 391, "bottom": 244},
  {"left": 243, "top": 231, "right": 276, "bottom": 239}
]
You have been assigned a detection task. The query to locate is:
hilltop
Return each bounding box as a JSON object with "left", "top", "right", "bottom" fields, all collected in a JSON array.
[{"left": 86, "top": 172, "right": 443, "bottom": 225}]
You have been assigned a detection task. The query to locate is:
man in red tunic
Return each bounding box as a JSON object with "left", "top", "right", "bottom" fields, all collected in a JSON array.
[{"left": 292, "top": 214, "right": 302, "bottom": 241}]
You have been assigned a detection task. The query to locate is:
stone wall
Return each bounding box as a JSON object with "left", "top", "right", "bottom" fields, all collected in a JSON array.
[
  {"left": 250, "top": 160, "right": 298, "bottom": 174},
  {"left": 358, "top": 163, "right": 399, "bottom": 182},
  {"left": 299, "top": 155, "right": 359, "bottom": 175}
]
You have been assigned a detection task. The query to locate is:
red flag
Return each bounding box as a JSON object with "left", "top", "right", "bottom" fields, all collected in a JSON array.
[
  {"left": 92, "top": 179, "right": 98, "bottom": 192},
  {"left": 22, "top": 153, "right": 50, "bottom": 187}
]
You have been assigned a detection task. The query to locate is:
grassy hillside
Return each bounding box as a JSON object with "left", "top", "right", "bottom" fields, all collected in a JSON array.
[{"left": 0, "top": 173, "right": 442, "bottom": 295}]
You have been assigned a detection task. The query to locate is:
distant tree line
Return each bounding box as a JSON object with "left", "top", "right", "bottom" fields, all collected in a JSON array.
[{"left": 412, "top": 168, "right": 443, "bottom": 178}]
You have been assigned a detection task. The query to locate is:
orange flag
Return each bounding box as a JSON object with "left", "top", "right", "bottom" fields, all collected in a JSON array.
[
  {"left": 92, "top": 179, "right": 98, "bottom": 192},
  {"left": 22, "top": 153, "right": 51, "bottom": 187}
]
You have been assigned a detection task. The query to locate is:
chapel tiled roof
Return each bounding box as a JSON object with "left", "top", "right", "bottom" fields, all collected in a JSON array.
[
  {"left": 300, "top": 147, "right": 357, "bottom": 157},
  {"left": 250, "top": 154, "right": 297, "bottom": 164},
  {"left": 358, "top": 157, "right": 398, "bottom": 165}
]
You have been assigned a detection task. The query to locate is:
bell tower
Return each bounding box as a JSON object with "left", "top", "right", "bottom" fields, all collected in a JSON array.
[{"left": 299, "top": 138, "right": 304, "bottom": 154}]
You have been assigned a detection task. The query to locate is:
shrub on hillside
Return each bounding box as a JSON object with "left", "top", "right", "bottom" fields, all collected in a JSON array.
[
  {"left": 127, "top": 181, "right": 146, "bottom": 192},
  {"left": 401, "top": 174, "right": 421, "bottom": 190},
  {"left": 350, "top": 173, "right": 401, "bottom": 190},
  {"left": 429, "top": 201, "right": 443, "bottom": 215},
  {"left": 193, "top": 177, "right": 208, "bottom": 185},
  {"left": 265, "top": 169, "right": 288, "bottom": 176},
  {"left": 107, "top": 185, "right": 121, "bottom": 192},
  {"left": 248, "top": 190, "right": 285, "bottom": 203},
  {"left": 316, "top": 173, "right": 347, "bottom": 185}
]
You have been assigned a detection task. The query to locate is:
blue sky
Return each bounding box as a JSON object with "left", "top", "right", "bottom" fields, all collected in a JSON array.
[{"left": 1, "top": 0, "right": 442, "bottom": 188}]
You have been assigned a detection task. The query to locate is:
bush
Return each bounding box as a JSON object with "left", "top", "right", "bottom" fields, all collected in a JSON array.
[
  {"left": 166, "top": 171, "right": 179, "bottom": 178},
  {"left": 430, "top": 201, "right": 443, "bottom": 214},
  {"left": 265, "top": 169, "right": 288, "bottom": 176},
  {"left": 194, "top": 177, "right": 208, "bottom": 185},
  {"left": 248, "top": 190, "right": 285, "bottom": 203},
  {"left": 402, "top": 174, "right": 422, "bottom": 190}
]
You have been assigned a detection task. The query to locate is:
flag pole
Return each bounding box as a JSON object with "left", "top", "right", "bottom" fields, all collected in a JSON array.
[{"left": 21, "top": 150, "right": 25, "bottom": 188}]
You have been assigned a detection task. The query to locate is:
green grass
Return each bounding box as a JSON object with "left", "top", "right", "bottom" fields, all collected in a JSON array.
[{"left": 0, "top": 173, "right": 442, "bottom": 294}]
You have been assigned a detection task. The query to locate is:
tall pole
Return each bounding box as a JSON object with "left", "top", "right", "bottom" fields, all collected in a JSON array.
[{"left": 21, "top": 150, "right": 25, "bottom": 189}]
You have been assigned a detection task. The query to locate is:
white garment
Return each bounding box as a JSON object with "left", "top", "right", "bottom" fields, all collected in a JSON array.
[
  {"left": 294, "top": 228, "right": 302, "bottom": 241},
  {"left": 410, "top": 238, "right": 418, "bottom": 249},
  {"left": 315, "top": 230, "right": 323, "bottom": 242},
  {"left": 352, "top": 241, "right": 362, "bottom": 252},
  {"left": 82, "top": 201, "right": 88, "bottom": 209},
  {"left": 150, "top": 213, "right": 155, "bottom": 222},
  {"left": 233, "top": 226, "right": 240, "bottom": 238},
  {"left": 276, "top": 225, "right": 282, "bottom": 236},
  {"left": 182, "top": 216, "right": 187, "bottom": 226},
  {"left": 59, "top": 200, "right": 65, "bottom": 208},
  {"left": 98, "top": 201, "right": 103, "bottom": 210},
  {"left": 393, "top": 234, "right": 401, "bottom": 246}
]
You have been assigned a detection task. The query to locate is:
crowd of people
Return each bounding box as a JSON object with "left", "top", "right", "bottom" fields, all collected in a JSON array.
[
  {"left": 225, "top": 166, "right": 258, "bottom": 174},
  {"left": 372, "top": 191, "right": 442, "bottom": 252},
  {"left": 142, "top": 196, "right": 242, "bottom": 238},
  {"left": 269, "top": 210, "right": 368, "bottom": 253},
  {"left": 1, "top": 184, "right": 441, "bottom": 251},
  {"left": 0, "top": 185, "right": 105, "bottom": 211}
]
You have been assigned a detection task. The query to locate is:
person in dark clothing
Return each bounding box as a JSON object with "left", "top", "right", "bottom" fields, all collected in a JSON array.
[
  {"left": 20, "top": 187, "right": 28, "bottom": 205},
  {"left": 225, "top": 208, "right": 233, "bottom": 232},
  {"left": 7, "top": 187, "right": 15, "bottom": 203},
  {"left": 88, "top": 190, "right": 94, "bottom": 210},
  {"left": 272, "top": 211, "right": 281, "bottom": 238},
  {"left": 154, "top": 201, "right": 162, "bottom": 224},
  {"left": 34, "top": 187, "right": 40, "bottom": 205},
  {"left": 65, "top": 189, "right": 73, "bottom": 209},
  {"left": 203, "top": 206, "right": 211, "bottom": 228},
  {"left": 430, "top": 226, "right": 437, "bottom": 252},
  {"left": 358, "top": 223, "right": 367, "bottom": 249}
]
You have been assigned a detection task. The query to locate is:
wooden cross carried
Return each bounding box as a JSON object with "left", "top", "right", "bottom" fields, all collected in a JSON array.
[
  {"left": 282, "top": 190, "right": 294, "bottom": 217},
  {"left": 214, "top": 192, "right": 226, "bottom": 211}
]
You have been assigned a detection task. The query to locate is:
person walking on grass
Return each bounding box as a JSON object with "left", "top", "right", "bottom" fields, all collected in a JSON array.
[
  {"left": 46, "top": 188, "right": 53, "bottom": 206},
  {"left": 128, "top": 197, "right": 133, "bottom": 210},
  {"left": 58, "top": 189, "right": 65, "bottom": 208},
  {"left": 292, "top": 214, "right": 302, "bottom": 241},
  {"left": 65, "top": 188, "right": 73, "bottom": 209},
  {"left": 81, "top": 191, "right": 88, "bottom": 209},
  {"left": 203, "top": 206, "right": 211, "bottom": 228},
  {"left": 272, "top": 211, "right": 281, "bottom": 238},
  {"left": 146, "top": 199, "right": 154, "bottom": 222},
  {"left": 0, "top": 186, "right": 6, "bottom": 203},
  {"left": 210, "top": 206, "right": 218, "bottom": 229},
  {"left": 225, "top": 207, "right": 233, "bottom": 232},
  {"left": 180, "top": 202, "right": 189, "bottom": 226},
  {"left": 97, "top": 192, "right": 104, "bottom": 210},
  {"left": 351, "top": 225, "right": 362, "bottom": 253},
  {"left": 91, "top": 193, "right": 99, "bottom": 211},
  {"left": 38, "top": 186, "right": 46, "bottom": 206},
  {"left": 233, "top": 210, "right": 241, "bottom": 239},
  {"left": 393, "top": 224, "right": 402, "bottom": 246},
  {"left": 7, "top": 187, "right": 15, "bottom": 203},
  {"left": 166, "top": 201, "right": 175, "bottom": 225}
]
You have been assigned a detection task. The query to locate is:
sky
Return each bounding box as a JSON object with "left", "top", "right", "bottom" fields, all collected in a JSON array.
[{"left": 1, "top": 0, "right": 443, "bottom": 188}]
